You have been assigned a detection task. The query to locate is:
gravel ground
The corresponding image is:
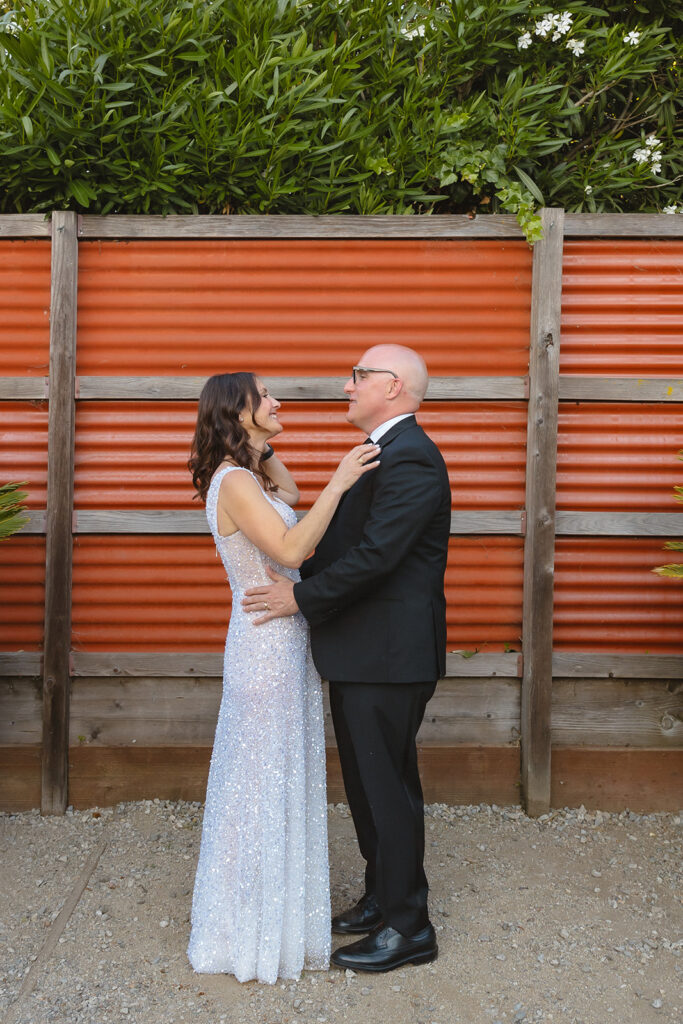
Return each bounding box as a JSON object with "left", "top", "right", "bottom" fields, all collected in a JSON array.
[{"left": 1, "top": 800, "right": 681, "bottom": 1024}]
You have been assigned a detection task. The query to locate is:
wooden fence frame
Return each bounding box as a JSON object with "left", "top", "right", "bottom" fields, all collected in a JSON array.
[{"left": 1, "top": 211, "right": 683, "bottom": 815}]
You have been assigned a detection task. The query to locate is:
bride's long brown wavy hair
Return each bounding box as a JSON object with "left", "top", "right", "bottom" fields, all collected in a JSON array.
[{"left": 188, "top": 372, "right": 277, "bottom": 502}]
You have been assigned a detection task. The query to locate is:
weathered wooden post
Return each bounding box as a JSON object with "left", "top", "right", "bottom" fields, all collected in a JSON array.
[
  {"left": 521, "top": 207, "right": 565, "bottom": 816},
  {"left": 41, "top": 211, "right": 78, "bottom": 814}
]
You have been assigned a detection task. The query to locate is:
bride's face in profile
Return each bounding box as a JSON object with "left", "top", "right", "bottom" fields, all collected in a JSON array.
[{"left": 242, "top": 378, "right": 283, "bottom": 442}]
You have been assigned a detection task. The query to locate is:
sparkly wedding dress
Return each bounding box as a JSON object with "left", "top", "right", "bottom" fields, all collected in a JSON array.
[{"left": 187, "top": 466, "right": 330, "bottom": 983}]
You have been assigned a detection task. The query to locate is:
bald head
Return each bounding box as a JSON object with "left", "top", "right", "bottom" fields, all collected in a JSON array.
[
  {"left": 344, "top": 344, "right": 430, "bottom": 433},
  {"left": 361, "top": 345, "right": 429, "bottom": 407}
]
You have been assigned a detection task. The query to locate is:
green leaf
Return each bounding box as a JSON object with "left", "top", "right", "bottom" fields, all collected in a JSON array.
[
  {"left": 513, "top": 166, "right": 544, "bottom": 206},
  {"left": 68, "top": 180, "right": 92, "bottom": 207}
]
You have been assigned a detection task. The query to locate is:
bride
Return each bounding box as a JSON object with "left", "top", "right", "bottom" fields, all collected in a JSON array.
[{"left": 186, "top": 371, "right": 379, "bottom": 983}]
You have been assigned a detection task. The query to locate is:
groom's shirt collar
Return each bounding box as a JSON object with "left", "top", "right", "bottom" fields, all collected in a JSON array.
[{"left": 368, "top": 413, "right": 413, "bottom": 444}]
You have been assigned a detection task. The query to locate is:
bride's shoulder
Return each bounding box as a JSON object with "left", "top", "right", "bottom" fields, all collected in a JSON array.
[
  {"left": 212, "top": 461, "right": 252, "bottom": 479},
  {"left": 213, "top": 463, "right": 260, "bottom": 494}
]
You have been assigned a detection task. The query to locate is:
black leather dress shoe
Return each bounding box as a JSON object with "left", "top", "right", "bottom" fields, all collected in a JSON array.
[
  {"left": 331, "top": 893, "right": 382, "bottom": 935},
  {"left": 331, "top": 922, "right": 438, "bottom": 972}
]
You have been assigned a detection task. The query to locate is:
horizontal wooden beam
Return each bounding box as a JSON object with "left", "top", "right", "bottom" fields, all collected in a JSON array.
[
  {"left": 0, "top": 212, "right": 680, "bottom": 243},
  {"left": 66, "top": 509, "right": 525, "bottom": 535},
  {"left": 0, "top": 377, "right": 48, "bottom": 400},
  {"left": 70, "top": 652, "right": 222, "bottom": 677},
  {"left": 2, "top": 743, "right": 677, "bottom": 811},
  {"left": 552, "top": 652, "right": 683, "bottom": 679},
  {"left": 78, "top": 213, "right": 526, "bottom": 240},
  {"left": 5, "top": 373, "right": 681, "bottom": 404},
  {"left": 0, "top": 650, "right": 666, "bottom": 680},
  {"left": 74, "top": 212, "right": 683, "bottom": 240},
  {"left": 446, "top": 652, "right": 521, "bottom": 676},
  {"left": 8, "top": 675, "right": 679, "bottom": 749},
  {"left": 0, "top": 215, "right": 51, "bottom": 238},
  {"left": 19, "top": 511, "right": 47, "bottom": 534},
  {"left": 62, "top": 676, "right": 523, "bottom": 749},
  {"left": 450, "top": 511, "right": 524, "bottom": 535},
  {"left": 563, "top": 213, "right": 683, "bottom": 238},
  {"left": 0, "top": 746, "right": 41, "bottom": 812},
  {"left": 75, "top": 375, "right": 527, "bottom": 401},
  {"left": 0, "top": 678, "right": 43, "bottom": 744},
  {"left": 77, "top": 375, "right": 207, "bottom": 400},
  {"left": 556, "top": 511, "right": 683, "bottom": 537},
  {"left": 550, "top": 747, "right": 683, "bottom": 811},
  {"left": 73, "top": 511, "right": 209, "bottom": 534},
  {"left": 560, "top": 376, "right": 683, "bottom": 403},
  {"left": 551, "top": 678, "right": 682, "bottom": 748},
  {"left": 0, "top": 653, "right": 42, "bottom": 676},
  {"left": 22, "top": 508, "right": 683, "bottom": 538},
  {"left": 69, "top": 650, "right": 521, "bottom": 678},
  {"left": 62, "top": 744, "right": 523, "bottom": 808}
]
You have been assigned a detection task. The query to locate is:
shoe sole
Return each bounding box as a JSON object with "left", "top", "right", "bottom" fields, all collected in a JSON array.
[{"left": 331, "top": 947, "right": 438, "bottom": 973}]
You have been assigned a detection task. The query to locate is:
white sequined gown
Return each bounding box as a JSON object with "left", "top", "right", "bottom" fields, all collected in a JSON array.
[{"left": 188, "top": 466, "right": 330, "bottom": 983}]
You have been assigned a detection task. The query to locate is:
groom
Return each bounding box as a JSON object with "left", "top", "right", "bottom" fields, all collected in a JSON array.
[{"left": 243, "top": 344, "right": 451, "bottom": 972}]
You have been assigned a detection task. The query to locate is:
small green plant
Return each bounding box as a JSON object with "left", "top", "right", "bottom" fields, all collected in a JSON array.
[
  {"left": 653, "top": 450, "right": 683, "bottom": 580},
  {"left": 0, "top": 481, "right": 29, "bottom": 540}
]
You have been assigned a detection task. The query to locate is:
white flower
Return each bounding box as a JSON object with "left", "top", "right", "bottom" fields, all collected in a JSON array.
[
  {"left": 552, "top": 12, "right": 573, "bottom": 39},
  {"left": 623, "top": 30, "right": 641, "bottom": 46},
  {"left": 557, "top": 11, "right": 573, "bottom": 34},
  {"left": 663, "top": 205, "right": 679, "bottom": 215},
  {"left": 2, "top": 16, "right": 19, "bottom": 34},
  {"left": 633, "top": 147, "right": 650, "bottom": 165},
  {"left": 402, "top": 23, "right": 425, "bottom": 40},
  {"left": 538, "top": 11, "right": 573, "bottom": 40},
  {"left": 566, "top": 38, "right": 585, "bottom": 56},
  {"left": 645, "top": 134, "right": 660, "bottom": 149},
  {"left": 584, "top": 185, "right": 593, "bottom": 195},
  {"left": 535, "top": 16, "right": 554, "bottom": 38},
  {"left": 518, "top": 32, "right": 532, "bottom": 50},
  {"left": 651, "top": 158, "right": 662, "bottom": 175}
]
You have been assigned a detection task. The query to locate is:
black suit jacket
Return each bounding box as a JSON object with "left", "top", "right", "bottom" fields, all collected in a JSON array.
[{"left": 293, "top": 416, "right": 451, "bottom": 683}]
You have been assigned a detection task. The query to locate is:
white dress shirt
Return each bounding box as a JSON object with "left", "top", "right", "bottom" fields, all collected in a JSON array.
[{"left": 368, "top": 413, "right": 413, "bottom": 444}]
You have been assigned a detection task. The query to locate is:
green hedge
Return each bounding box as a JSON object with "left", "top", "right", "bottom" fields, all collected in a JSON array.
[{"left": 0, "top": 1, "right": 680, "bottom": 238}]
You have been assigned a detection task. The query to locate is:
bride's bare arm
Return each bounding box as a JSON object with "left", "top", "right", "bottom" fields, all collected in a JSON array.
[
  {"left": 217, "top": 444, "right": 380, "bottom": 569},
  {"left": 261, "top": 450, "right": 300, "bottom": 507}
]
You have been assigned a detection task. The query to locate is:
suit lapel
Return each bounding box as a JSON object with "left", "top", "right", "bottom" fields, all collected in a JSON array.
[{"left": 336, "top": 416, "right": 419, "bottom": 512}]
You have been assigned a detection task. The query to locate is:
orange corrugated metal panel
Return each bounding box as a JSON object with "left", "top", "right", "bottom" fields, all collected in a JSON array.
[
  {"left": 557, "top": 403, "right": 683, "bottom": 511},
  {"left": 71, "top": 537, "right": 226, "bottom": 651},
  {"left": 74, "top": 401, "right": 527, "bottom": 510},
  {"left": 70, "top": 536, "right": 523, "bottom": 652},
  {"left": 561, "top": 241, "right": 683, "bottom": 374},
  {"left": 0, "top": 537, "right": 45, "bottom": 651},
  {"left": 0, "top": 241, "right": 51, "bottom": 375},
  {"left": 554, "top": 539, "right": 683, "bottom": 653},
  {"left": 77, "top": 241, "right": 532, "bottom": 376},
  {"left": 446, "top": 538, "right": 523, "bottom": 652},
  {"left": 0, "top": 401, "right": 49, "bottom": 508}
]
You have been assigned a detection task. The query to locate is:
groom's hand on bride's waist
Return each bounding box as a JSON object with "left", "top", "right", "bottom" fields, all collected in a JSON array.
[{"left": 243, "top": 565, "right": 300, "bottom": 624}]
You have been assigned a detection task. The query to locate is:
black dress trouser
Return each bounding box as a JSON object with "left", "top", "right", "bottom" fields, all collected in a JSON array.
[{"left": 328, "top": 679, "right": 437, "bottom": 938}]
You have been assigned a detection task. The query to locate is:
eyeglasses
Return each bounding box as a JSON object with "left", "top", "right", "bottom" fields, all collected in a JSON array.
[{"left": 352, "top": 365, "right": 399, "bottom": 385}]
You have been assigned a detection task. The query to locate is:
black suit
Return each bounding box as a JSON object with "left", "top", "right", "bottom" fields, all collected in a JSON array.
[{"left": 294, "top": 415, "right": 451, "bottom": 936}]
